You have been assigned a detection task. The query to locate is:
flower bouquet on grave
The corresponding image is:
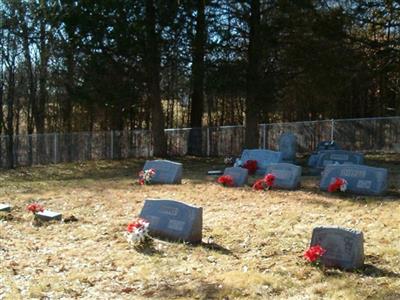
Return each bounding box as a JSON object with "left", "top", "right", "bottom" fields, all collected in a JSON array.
[
  {"left": 303, "top": 244, "right": 326, "bottom": 269},
  {"left": 327, "top": 177, "right": 348, "bottom": 193},
  {"left": 252, "top": 173, "right": 276, "bottom": 191},
  {"left": 217, "top": 175, "right": 234, "bottom": 187},
  {"left": 125, "top": 218, "right": 152, "bottom": 247},
  {"left": 138, "top": 168, "right": 156, "bottom": 185},
  {"left": 26, "top": 203, "right": 45, "bottom": 226},
  {"left": 242, "top": 160, "right": 258, "bottom": 175},
  {"left": 224, "top": 157, "right": 235, "bottom": 165}
]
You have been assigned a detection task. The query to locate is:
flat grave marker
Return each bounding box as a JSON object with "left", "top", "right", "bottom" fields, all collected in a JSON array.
[
  {"left": 279, "top": 133, "right": 297, "bottom": 163},
  {"left": 207, "top": 170, "right": 224, "bottom": 176},
  {"left": 265, "top": 163, "right": 301, "bottom": 189},
  {"left": 223, "top": 167, "right": 248, "bottom": 187},
  {"left": 320, "top": 164, "right": 388, "bottom": 195},
  {"left": 139, "top": 199, "right": 202, "bottom": 243},
  {"left": 142, "top": 160, "right": 183, "bottom": 184},
  {"left": 35, "top": 210, "right": 62, "bottom": 221},
  {"left": 240, "top": 149, "right": 283, "bottom": 175},
  {"left": 310, "top": 226, "right": 364, "bottom": 270}
]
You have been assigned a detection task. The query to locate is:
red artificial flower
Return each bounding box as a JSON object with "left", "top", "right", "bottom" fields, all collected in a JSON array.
[
  {"left": 26, "top": 203, "right": 45, "bottom": 214},
  {"left": 243, "top": 160, "right": 258, "bottom": 175},
  {"left": 252, "top": 179, "right": 266, "bottom": 190},
  {"left": 304, "top": 245, "right": 326, "bottom": 263},
  {"left": 264, "top": 173, "right": 276, "bottom": 187},
  {"left": 127, "top": 218, "right": 149, "bottom": 232},
  {"left": 328, "top": 177, "right": 347, "bottom": 192},
  {"left": 217, "top": 175, "right": 234, "bottom": 187}
]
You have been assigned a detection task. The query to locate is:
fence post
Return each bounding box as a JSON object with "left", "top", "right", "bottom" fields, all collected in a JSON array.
[
  {"left": 53, "top": 133, "right": 57, "bottom": 163},
  {"left": 110, "top": 130, "right": 114, "bottom": 159},
  {"left": 331, "top": 119, "right": 335, "bottom": 141},
  {"left": 207, "top": 127, "right": 210, "bottom": 156},
  {"left": 263, "top": 124, "right": 267, "bottom": 149}
]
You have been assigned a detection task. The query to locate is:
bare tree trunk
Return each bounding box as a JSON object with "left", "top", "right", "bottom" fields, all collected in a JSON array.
[
  {"left": 245, "top": 0, "right": 262, "bottom": 149},
  {"left": 145, "top": 0, "right": 167, "bottom": 157}
]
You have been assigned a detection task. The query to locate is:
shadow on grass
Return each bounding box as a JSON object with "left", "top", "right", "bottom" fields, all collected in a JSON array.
[
  {"left": 134, "top": 243, "right": 164, "bottom": 256},
  {"left": 356, "top": 264, "right": 400, "bottom": 278},
  {"left": 199, "top": 242, "right": 240, "bottom": 258}
]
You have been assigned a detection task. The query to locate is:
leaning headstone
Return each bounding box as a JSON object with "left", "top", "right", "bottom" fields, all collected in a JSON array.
[
  {"left": 265, "top": 163, "right": 301, "bottom": 189},
  {"left": 223, "top": 167, "right": 248, "bottom": 187},
  {"left": 142, "top": 160, "right": 183, "bottom": 184},
  {"left": 279, "top": 133, "right": 297, "bottom": 163},
  {"left": 310, "top": 226, "right": 364, "bottom": 270},
  {"left": 0, "top": 204, "right": 12, "bottom": 212},
  {"left": 320, "top": 164, "right": 388, "bottom": 195},
  {"left": 240, "top": 149, "right": 283, "bottom": 175},
  {"left": 35, "top": 210, "right": 62, "bottom": 221},
  {"left": 139, "top": 199, "right": 202, "bottom": 243},
  {"left": 315, "top": 150, "right": 364, "bottom": 170}
]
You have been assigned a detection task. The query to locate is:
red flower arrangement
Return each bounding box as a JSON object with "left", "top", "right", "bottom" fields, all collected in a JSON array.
[
  {"left": 138, "top": 168, "right": 156, "bottom": 185},
  {"left": 26, "top": 203, "right": 45, "bottom": 214},
  {"left": 264, "top": 173, "right": 276, "bottom": 187},
  {"left": 217, "top": 175, "right": 234, "bottom": 187},
  {"left": 252, "top": 173, "right": 276, "bottom": 191},
  {"left": 327, "top": 177, "right": 348, "bottom": 193},
  {"left": 243, "top": 160, "right": 258, "bottom": 175},
  {"left": 125, "top": 218, "right": 150, "bottom": 244},
  {"left": 304, "top": 244, "right": 326, "bottom": 263}
]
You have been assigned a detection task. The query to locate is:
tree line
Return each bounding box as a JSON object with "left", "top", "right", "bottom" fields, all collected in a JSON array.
[{"left": 1, "top": 0, "right": 399, "bottom": 157}]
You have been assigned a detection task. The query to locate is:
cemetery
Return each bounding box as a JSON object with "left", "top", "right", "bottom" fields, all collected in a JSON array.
[{"left": 0, "top": 149, "right": 399, "bottom": 299}]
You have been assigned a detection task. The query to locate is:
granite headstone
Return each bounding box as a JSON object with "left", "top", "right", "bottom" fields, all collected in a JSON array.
[
  {"left": 320, "top": 164, "right": 388, "bottom": 195},
  {"left": 240, "top": 149, "right": 283, "bottom": 175},
  {"left": 314, "top": 150, "right": 364, "bottom": 170},
  {"left": 265, "top": 163, "right": 302, "bottom": 189},
  {"left": 310, "top": 226, "right": 364, "bottom": 270},
  {"left": 139, "top": 199, "right": 202, "bottom": 243},
  {"left": 142, "top": 160, "right": 183, "bottom": 184},
  {"left": 36, "top": 210, "right": 62, "bottom": 221},
  {"left": 223, "top": 167, "right": 248, "bottom": 187},
  {"left": 279, "top": 133, "right": 297, "bottom": 163},
  {"left": 308, "top": 141, "right": 342, "bottom": 168},
  {"left": 0, "top": 204, "right": 12, "bottom": 212}
]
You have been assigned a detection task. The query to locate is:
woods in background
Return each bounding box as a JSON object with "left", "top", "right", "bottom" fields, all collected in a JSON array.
[{"left": 1, "top": 0, "right": 399, "bottom": 155}]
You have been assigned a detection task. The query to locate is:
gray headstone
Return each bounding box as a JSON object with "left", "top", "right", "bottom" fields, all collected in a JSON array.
[
  {"left": 279, "top": 133, "right": 297, "bottom": 162},
  {"left": 35, "top": 210, "right": 62, "bottom": 221},
  {"left": 223, "top": 167, "right": 248, "bottom": 187},
  {"left": 0, "top": 204, "right": 12, "bottom": 212},
  {"left": 310, "top": 226, "right": 364, "bottom": 270},
  {"left": 240, "top": 149, "right": 283, "bottom": 175},
  {"left": 316, "top": 141, "right": 341, "bottom": 151},
  {"left": 139, "top": 199, "right": 202, "bottom": 243},
  {"left": 315, "top": 150, "right": 364, "bottom": 169},
  {"left": 320, "top": 164, "right": 388, "bottom": 195},
  {"left": 265, "top": 163, "right": 301, "bottom": 189},
  {"left": 143, "top": 160, "right": 183, "bottom": 184}
]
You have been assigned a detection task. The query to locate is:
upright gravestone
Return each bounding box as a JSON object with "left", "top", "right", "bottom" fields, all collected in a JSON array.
[
  {"left": 320, "top": 164, "right": 388, "bottom": 195},
  {"left": 279, "top": 133, "right": 297, "bottom": 163},
  {"left": 223, "top": 167, "right": 248, "bottom": 187},
  {"left": 142, "top": 160, "right": 183, "bottom": 184},
  {"left": 308, "top": 141, "right": 342, "bottom": 168},
  {"left": 265, "top": 163, "right": 301, "bottom": 189},
  {"left": 310, "top": 226, "right": 364, "bottom": 270},
  {"left": 0, "top": 204, "right": 12, "bottom": 212},
  {"left": 314, "top": 150, "right": 364, "bottom": 170},
  {"left": 240, "top": 149, "right": 283, "bottom": 175},
  {"left": 139, "top": 199, "right": 202, "bottom": 243}
]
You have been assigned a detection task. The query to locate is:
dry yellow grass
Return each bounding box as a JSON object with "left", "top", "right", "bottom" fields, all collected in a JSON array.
[{"left": 0, "top": 155, "right": 399, "bottom": 299}]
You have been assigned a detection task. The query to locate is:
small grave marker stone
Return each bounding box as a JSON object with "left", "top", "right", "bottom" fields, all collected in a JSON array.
[
  {"left": 240, "top": 149, "right": 283, "bottom": 175},
  {"left": 139, "top": 199, "right": 202, "bottom": 243},
  {"left": 315, "top": 150, "right": 364, "bottom": 169},
  {"left": 0, "top": 204, "right": 12, "bottom": 212},
  {"left": 223, "top": 167, "right": 248, "bottom": 187},
  {"left": 310, "top": 226, "right": 364, "bottom": 270},
  {"left": 279, "top": 133, "right": 297, "bottom": 163},
  {"left": 308, "top": 141, "right": 342, "bottom": 168},
  {"left": 320, "top": 164, "right": 388, "bottom": 195},
  {"left": 265, "top": 163, "right": 301, "bottom": 189},
  {"left": 142, "top": 160, "right": 183, "bottom": 184},
  {"left": 35, "top": 210, "right": 62, "bottom": 221},
  {"left": 207, "top": 170, "right": 223, "bottom": 176}
]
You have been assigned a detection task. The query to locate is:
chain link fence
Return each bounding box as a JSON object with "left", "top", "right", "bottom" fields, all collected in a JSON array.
[{"left": 1, "top": 116, "right": 399, "bottom": 168}]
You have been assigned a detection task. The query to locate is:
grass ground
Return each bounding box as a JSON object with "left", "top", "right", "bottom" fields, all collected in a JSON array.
[{"left": 0, "top": 154, "right": 399, "bottom": 299}]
